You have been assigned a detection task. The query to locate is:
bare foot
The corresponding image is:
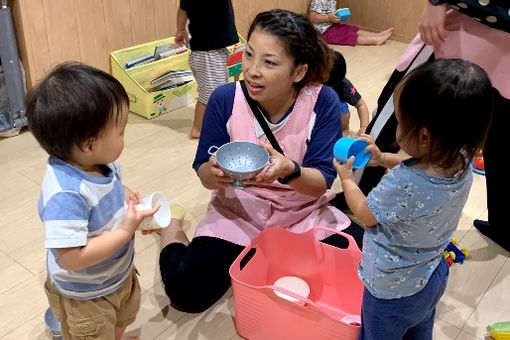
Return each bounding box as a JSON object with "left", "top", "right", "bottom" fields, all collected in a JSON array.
[
  {"left": 375, "top": 31, "right": 392, "bottom": 46},
  {"left": 379, "top": 27, "right": 394, "bottom": 36}
]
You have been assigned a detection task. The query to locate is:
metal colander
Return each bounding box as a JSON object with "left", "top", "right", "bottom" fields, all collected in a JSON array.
[{"left": 208, "top": 141, "right": 269, "bottom": 188}]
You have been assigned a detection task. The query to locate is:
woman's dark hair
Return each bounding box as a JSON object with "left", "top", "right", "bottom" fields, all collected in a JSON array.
[
  {"left": 26, "top": 62, "right": 129, "bottom": 160},
  {"left": 395, "top": 58, "right": 493, "bottom": 171},
  {"left": 247, "top": 9, "right": 332, "bottom": 90}
]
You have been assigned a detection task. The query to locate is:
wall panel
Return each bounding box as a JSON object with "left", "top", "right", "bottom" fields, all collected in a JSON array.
[{"left": 11, "top": 0, "right": 422, "bottom": 87}]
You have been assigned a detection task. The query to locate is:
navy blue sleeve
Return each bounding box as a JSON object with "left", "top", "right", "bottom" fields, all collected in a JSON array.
[
  {"left": 341, "top": 78, "right": 362, "bottom": 106},
  {"left": 192, "top": 83, "right": 235, "bottom": 171},
  {"left": 302, "top": 86, "right": 342, "bottom": 188}
]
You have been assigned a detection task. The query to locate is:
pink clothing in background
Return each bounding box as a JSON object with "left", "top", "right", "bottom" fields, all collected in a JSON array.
[
  {"left": 324, "top": 23, "right": 359, "bottom": 46},
  {"left": 396, "top": 11, "right": 510, "bottom": 99},
  {"left": 193, "top": 82, "right": 351, "bottom": 246}
]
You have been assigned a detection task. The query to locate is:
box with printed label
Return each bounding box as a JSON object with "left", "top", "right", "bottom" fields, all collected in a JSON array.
[{"left": 110, "top": 37, "right": 197, "bottom": 119}]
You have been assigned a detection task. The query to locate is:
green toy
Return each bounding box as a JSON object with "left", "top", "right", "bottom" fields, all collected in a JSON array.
[{"left": 487, "top": 321, "right": 510, "bottom": 339}]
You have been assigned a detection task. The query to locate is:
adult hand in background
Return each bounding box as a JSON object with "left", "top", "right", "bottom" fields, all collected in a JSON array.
[{"left": 419, "top": 2, "right": 448, "bottom": 46}]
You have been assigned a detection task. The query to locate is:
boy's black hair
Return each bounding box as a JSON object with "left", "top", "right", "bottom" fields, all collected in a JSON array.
[
  {"left": 26, "top": 62, "right": 129, "bottom": 160},
  {"left": 325, "top": 50, "right": 347, "bottom": 87},
  {"left": 395, "top": 58, "right": 493, "bottom": 171}
]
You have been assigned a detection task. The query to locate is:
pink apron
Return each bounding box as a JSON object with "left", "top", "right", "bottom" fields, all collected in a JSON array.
[
  {"left": 397, "top": 11, "right": 510, "bottom": 99},
  {"left": 194, "top": 83, "right": 350, "bottom": 246}
]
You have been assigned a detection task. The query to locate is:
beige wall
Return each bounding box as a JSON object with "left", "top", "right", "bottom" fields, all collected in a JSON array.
[
  {"left": 341, "top": 0, "right": 426, "bottom": 43},
  {"left": 11, "top": 0, "right": 423, "bottom": 87}
]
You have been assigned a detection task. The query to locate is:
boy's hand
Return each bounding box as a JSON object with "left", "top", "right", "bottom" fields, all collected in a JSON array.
[
  {"left": 122, "top": 198, "right": 160, "bottom": 233},
  {"left": 175, "top": 30, "right": 189, "bottom": 46}
]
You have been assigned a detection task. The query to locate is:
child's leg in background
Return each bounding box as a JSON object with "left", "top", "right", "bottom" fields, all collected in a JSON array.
[
  {"left": 341, "top": 112, "right": 351, "bottom": 137},
  {"left": 356, "top": 28, "right": 394, "bottom": 46},
  {"left": 340, "top": 101, "right": 351, "bottom": 136},
  {"left": 359, "top": 260, "right": 449, "bottom": 340},
  {"left": 324, "top": 24, "right": 393, "bottom": 46},
  {"left": 188, "top": 48, "right": 229, "bottom": 139}
]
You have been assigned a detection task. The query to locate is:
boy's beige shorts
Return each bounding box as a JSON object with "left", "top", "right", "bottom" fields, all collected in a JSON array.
[{"left": 45, "top": 269, "right": 140, "bottom": 339}]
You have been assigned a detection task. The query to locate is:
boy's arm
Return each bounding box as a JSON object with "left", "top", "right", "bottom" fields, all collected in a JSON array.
[
  {"left": 56, "top": 199, "right": 157, "bottom": 271},
  {"left": 354, "top": 98, "right": 370, "bottom": 137},
  {"left": 175, "top": 7, "right": 189, "bottom": 45}
]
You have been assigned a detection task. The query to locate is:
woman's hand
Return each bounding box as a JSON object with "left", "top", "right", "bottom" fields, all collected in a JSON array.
[
  {"left": 245, "top": 142, "right": 293, "bottom": 185},
  {"left": 419, "top": 2, "right": 447, "bottom": 46},
  {"left": 209, "top": 155, "right": 234, "bottom": 188}
]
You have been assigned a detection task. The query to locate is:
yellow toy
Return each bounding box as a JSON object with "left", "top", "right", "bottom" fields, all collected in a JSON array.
[
  {"left": 443, "top": 237, "right": 469, "bottom": 267},
  {"left": 487, "top": 321, "right": 510, "bottom": 339}
]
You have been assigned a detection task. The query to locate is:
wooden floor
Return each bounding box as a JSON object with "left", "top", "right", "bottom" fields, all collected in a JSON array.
[{"left": 0, "top": 40, "right": 508, "bottom": 340}]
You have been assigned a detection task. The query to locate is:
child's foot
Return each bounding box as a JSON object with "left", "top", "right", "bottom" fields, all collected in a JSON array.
[
  {"left": 374, "top": 31, "right": 392, "bottom": 46},
  {"left": 379, "top": 27, "right": 394, "bottom": 36}
]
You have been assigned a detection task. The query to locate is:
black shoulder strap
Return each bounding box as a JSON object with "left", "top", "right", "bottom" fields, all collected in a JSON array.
[{"left": 240, "top": 80, "right": 285, "bottom": 155}]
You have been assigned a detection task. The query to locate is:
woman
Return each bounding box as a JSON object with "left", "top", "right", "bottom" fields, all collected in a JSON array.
[{"left": 157, "top": 9, "right": 352, "bottom": 313}]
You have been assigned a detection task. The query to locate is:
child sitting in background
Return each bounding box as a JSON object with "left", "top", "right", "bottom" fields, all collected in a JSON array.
[
  {"left": 334, "top": 59, "right": 492, "bottom": 339},
  {"left": 326, "top": 50, "right": 369, "bottom": 137},
  {"left": 308, "top": 0, "right": 393, "bottom": 46},
  {"left": 26, "top": 62, "right": 160, "bottom": 340}
]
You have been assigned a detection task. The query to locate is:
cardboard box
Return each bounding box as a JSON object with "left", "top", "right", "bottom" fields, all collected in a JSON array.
[
  {"left": 227, "top": 35, "right": 246, "bottom": 80},
  {"left": 110, "top": 37, "right": 197, "bottom": 119}
]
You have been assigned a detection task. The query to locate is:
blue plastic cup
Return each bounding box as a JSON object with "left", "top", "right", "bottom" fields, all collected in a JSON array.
[
  {"left": 333, "top": 137, "right": 371, "bottom": 169},
  {"left": 335, "top": 8, "right": 351, "bottom": 21}
]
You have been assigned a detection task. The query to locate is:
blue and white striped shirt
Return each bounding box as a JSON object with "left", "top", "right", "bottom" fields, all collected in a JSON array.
[{"left": 39, "top": 157, "right": 133, "bottom": 300}]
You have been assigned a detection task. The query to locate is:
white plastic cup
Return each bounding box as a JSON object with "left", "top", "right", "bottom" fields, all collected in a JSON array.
[
  {"left": 341, "top": 314, "right": 361, "bottom": 327},
  {"left": 135, "top": 192, "right": 171, "bottom": 230},
  {"left": 273, "top": 276, "right": 310, "bottom": 305},
  {"left": 333, "top": 137, "right": 371, "bottom": 169}
]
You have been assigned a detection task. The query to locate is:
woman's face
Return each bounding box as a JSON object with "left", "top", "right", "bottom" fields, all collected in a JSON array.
[{"left": 242, "top": 28, "right": 306, "bottom": 104}]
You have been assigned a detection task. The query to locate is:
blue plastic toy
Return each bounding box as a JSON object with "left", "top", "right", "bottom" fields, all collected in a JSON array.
[
  {"left": 335, "top": 8, "right": 351, "bottom": 21},
  {"left": 443, "top": 238, "right": 469, "bottom": 267}
]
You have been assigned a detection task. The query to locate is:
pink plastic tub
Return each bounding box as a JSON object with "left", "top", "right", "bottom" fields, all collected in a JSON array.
[{"left": 229, "top": 226, "right": 363, "bottom": 340}]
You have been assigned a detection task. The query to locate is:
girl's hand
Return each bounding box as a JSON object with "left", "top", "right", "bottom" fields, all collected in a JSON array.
[
  {"left": 209, "top": 155, "right": 233, "bottom": 188},
  {"left": 358, "top": 134, "right": 384, "bottom": 167},
  {"left": 419, "top": 2, "right": 447, "bottom": 46},
  {"left": 245, "top": 142, "right": 291, "bottom": 185},
  {"left": 328, "top": 13, "right": 341, "bottom": 23},
  {"left": 334, "top": 157, "right": 355, "bottom": 181}
]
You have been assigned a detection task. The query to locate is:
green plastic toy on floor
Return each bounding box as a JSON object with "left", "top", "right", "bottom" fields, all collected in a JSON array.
[{"left": 487, "top": 321, "right": 510, "bottom": 339}]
